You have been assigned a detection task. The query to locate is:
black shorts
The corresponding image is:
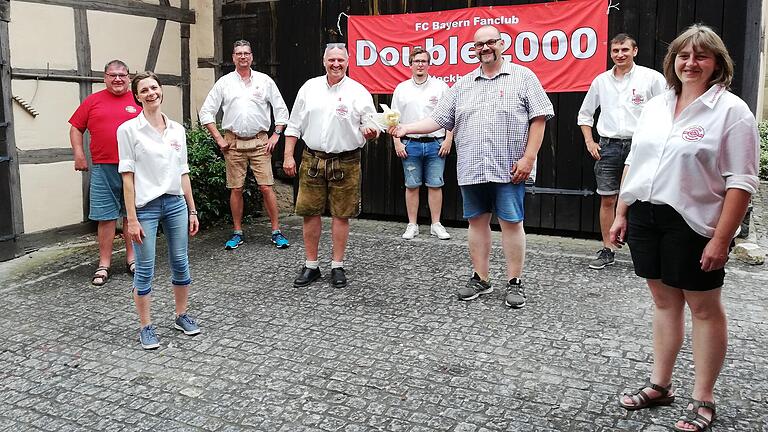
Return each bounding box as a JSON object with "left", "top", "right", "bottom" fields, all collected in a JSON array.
[{"left": 627, "top": 201, "right": 731, "bottom": 291}]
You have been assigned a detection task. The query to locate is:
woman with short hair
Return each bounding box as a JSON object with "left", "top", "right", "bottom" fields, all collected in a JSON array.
[{"left": 611, "top": 24, "right": 759, "bottom": 431}]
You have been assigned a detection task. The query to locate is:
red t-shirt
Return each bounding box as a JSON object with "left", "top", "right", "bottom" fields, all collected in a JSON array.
[{"left": 68, "top": 90, "right": 141, "bottom": 164}]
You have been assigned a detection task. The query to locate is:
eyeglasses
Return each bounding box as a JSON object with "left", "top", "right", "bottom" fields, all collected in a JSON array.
[
  {"left": 234, "top": 52, "right": 252, "bottom": 57},
  {"left": 105, "top": 73, "right": 128, "bottom": 79},
  {"left": 473, "top": 38, "right": 501, "bottom": 49}
]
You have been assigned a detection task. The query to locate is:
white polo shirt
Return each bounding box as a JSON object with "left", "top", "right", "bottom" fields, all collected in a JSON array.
[
  {"left": 391, "top": 76, "right": 448, "bottom": 139},
  {"left": 577, "top": 64, "right": 666, "bottom": 139},
  {"left": 199, "top": 70, "right": 289, "bottom": 137},
  {"left": 117, "top": 112, "right": 190, "bottom": 208},
  {"left": 620, "top": 85, "right": 760, "bottom": 238},
  {"left": 285, "top": 75, "right": 375, "bottom": 154}
]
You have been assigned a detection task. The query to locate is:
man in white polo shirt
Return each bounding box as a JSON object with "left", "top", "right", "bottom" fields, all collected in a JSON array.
[
  {"left": 578, "top": 33, "right": 665, "bottom": 270},
  {"left": 391, "top": 47, "right": 454, "bottom": 240},
  {"left": 283, "top": 43, "right": 379, "bottom": 289}
]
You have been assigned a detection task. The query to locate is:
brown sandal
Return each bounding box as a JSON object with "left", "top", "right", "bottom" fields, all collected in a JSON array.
[
  {"left": 673, "top": 400, "right": 716, "bottom": 431},
  {"left": 618, "top": 379, "right": 675, "bottom": 411},
  {"left": 91, "top": 266, "right": 110, "bottom": 286}
]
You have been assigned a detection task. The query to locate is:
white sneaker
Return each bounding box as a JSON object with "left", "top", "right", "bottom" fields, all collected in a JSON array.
[
  {"left": 402, "top": 224, "right": 419, "bottom": 239},
  {"left": 430, "top": 222, "right": 451, "bottom": 240}
]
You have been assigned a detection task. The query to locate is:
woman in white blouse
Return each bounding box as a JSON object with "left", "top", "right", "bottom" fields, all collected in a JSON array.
[
  {"left": 118, "top": 71, "right": 201, "bottom": 350},
  {"left": 611, "top": 25, "right": 759, "bottom": 432}
]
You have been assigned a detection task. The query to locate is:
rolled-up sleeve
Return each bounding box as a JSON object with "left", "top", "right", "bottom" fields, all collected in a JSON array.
[
  {"left": 199, "top": 82, "right": 223, "bottom": 126},
  {"left": 577, "top": 81, "right": 599, "bottom": 127},
  {"left": 268, "top": 78, "right": 290, "bottom": 125},
  {"left": 721, "top": 117, "right": 760, "bottom": 194},
  {"left": 285, "top": 84, "right": 308, "bottom": 138},
  {"left": 117, "top": 124, "right": 135, "bottom": 173}
]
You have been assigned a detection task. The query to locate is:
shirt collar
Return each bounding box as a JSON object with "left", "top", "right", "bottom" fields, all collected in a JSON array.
[
  {"left": 325, "top": 75, "right": 347, "bottom": 89},
  {"left": 473, "top": 60, "right": 512, "bottom": 80},
  {"left": 136, "top": 111, "right": 173, "bottom": 131},
  {"left": 663, "top": 84, "right": 727, "bottom": 111},
  {"left": 609, "top": 63, "right": 636, "bottom": 81}
]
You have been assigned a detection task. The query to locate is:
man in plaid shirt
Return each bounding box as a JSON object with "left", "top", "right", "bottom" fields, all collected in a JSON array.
[{"left": 390, "top": 25, "right": 554, "bottom": 308}]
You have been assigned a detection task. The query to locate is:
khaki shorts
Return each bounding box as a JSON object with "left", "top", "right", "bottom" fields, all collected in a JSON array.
[
  {"left": 222, "top": 131, "right": 274, "bottom": 188},
  {"left": 295, "top": 148, "right": 361, "bottom": 218}
]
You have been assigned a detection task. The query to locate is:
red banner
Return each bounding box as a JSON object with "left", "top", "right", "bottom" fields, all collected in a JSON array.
[{"left": 347, "top": 0, "right": 608, "bottom": 94}]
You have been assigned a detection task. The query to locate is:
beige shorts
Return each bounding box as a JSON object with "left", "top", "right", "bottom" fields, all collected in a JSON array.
[{"left": 222, "top": 131, "right": 274, "bottom": 188}]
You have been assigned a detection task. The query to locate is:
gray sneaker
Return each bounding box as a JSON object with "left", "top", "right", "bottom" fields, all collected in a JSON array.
[
  {"left": 174, "top": 313, "right": 201, "bottom": 336},
  {"left": 589, "top": 247, "right": 615, "bottom": 269},
  {"left": 139, "top": 324, "right": 160, "bottom": 350},
  {"left": 458, "top": 273, "right": 493, "bottom": 301},
  {"left": 504, "top": 278, "right": 527, "bottom": 309}
]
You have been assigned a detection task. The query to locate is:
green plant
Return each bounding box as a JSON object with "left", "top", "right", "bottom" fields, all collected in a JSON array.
[
  {"left": 759, "top": 120, "right": 768, "bottom": 181},
  {"left": 186, "top": 126, "right": 262, "bottom": 229}
]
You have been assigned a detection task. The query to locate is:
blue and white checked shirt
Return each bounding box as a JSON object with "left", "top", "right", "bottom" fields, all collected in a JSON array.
[{"left": 431, "top": 61, "right": 554, "bottom": 186}]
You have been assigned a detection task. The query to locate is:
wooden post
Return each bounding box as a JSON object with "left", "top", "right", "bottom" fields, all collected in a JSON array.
[
  {"left": 74, "top": 7, "right": 93, "bottom": 222},
  {"left": 0, "top": 0, "right": 25, "bottom": 259}
]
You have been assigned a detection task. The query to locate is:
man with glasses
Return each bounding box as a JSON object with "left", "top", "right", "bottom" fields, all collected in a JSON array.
[
  {"left": 390, "top": 25, "right": 554, "bottom": 309},
  {"left": 282, "top": 43, "right": 378, "bottom": 288},
  {"left": 69, "top": 60, "right": 141, "bottom": 286},
  {"left": 200, "top": 39, "right": 291, "bottom": 250},
  {"left": 391, "top": 47, "right": 453, "bottom": 240},
  {"left": 577, "top": 33, "right": 665, "bottom": 270}
]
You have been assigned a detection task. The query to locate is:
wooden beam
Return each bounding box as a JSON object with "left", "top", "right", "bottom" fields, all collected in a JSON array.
[
  {"left": 213, "top": 0, "right": 223, "bottom": 80},
  {"left": 181, "top": 0, "right": 191, "bottom": 125},
  {"left": 11, "top": 68, "right": 184, "bottom": 86},
  {"left": 74, "top": 7, "right": 93, "bottom": 221},
  {"left": 17, "top": 148, "right": 73, "bottom": 165},
  {"left": 0, "top": 18, "right": 25, "bottom": 253},
  {"left": 14, "top": 0, "right": 195, "bottom": 24},
  {"left": 197, "top": 57, "right": 217, "bottom": 68},
  {"left": 145, "top": 18, "right": 167, "bottom": 71},
  {"left": 0, "top": 0, "right": 9, "bottom": 22}
]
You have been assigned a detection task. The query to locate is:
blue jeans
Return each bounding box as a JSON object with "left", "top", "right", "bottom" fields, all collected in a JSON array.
[
  {"left": 460, "top": 182, "right": 525, "bottom": 223},
  {"left": 132, "top": 194, "right": 191, "bottom": 296},
  {"left": 401, "top": 138, "right": 446, "bottom": 188}
]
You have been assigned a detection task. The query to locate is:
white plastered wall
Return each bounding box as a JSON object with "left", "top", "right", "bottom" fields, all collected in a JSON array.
[
  {"left": 8, "top": 2, "right": 193, "bottom": 233},
  {"left": 190, "top": 0, "right": 215, "bottom": 126}
]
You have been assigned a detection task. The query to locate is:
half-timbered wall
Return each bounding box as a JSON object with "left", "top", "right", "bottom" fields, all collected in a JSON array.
[{"left": 0, "top": 0, "right": 216, "bottom": 260}]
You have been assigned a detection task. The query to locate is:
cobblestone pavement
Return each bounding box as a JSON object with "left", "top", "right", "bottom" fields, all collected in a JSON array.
[{"left": 1, "top": 216, "right": 766, "bottom": 432}]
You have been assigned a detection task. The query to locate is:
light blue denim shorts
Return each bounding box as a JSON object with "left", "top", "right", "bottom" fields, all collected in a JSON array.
[
  {"left": 460, "top": 182, "right": 525, "bottom": 222},
  {"left": 401, "top": 137, "right": 446, "bottom": 188},
  {"left": 88, "top": 164, "right": 126, "bottom": 221}
]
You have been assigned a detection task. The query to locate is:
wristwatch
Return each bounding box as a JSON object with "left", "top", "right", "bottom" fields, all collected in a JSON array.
[{"left": 274, "top": 128, "right": 284, "bottom": 135}]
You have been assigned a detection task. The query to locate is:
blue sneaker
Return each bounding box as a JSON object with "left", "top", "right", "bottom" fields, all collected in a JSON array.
[
  {"left": 139, "top": 325, "right": 160, "bottom": 350},
  {"left": 225, "top": 233, "right": 244, "bottom": 250},
  {"left": 174, "top": 313, "right": 200, "bottom": 336},
  {"left": 271, "top": 230, "right": 290, "bottom": 249}
]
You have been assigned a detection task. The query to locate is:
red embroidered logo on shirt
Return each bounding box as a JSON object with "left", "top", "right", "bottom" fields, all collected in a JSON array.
[
  {"left": 429, "top": 95, "right": 439, "bottom": 106},
  {"left": 631, "top": 92, "right": 645, "bottom": 105},
  {"left": 125, "top": 106, "right": 137, "bottom": 113},
  {"left": 682, "top": 125, "right": 705, "bottom": 142},
  {"left": 169, "top": 139, "right": 181, "bottom": 151},
  {"left": 335, "top": 103, "right": 349, "bottom": 119}
]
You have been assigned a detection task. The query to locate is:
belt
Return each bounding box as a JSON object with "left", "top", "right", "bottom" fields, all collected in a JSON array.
[
  {"left": 226, "top": 130, "right": 266, "bottom": 140},
  {"left": 403, "top": 136, "right": 442, "bottom": 142},
  {"left": 602, "top": 137, "right": 632, "bottom": 142},
  {"left": 304, "top": 147, "right": 360, "bottom": 160}
]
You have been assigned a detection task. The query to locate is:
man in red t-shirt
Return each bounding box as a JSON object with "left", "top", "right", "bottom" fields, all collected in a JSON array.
[{"left": 69, "top": 60, "right": 141, "bottom": 286}]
